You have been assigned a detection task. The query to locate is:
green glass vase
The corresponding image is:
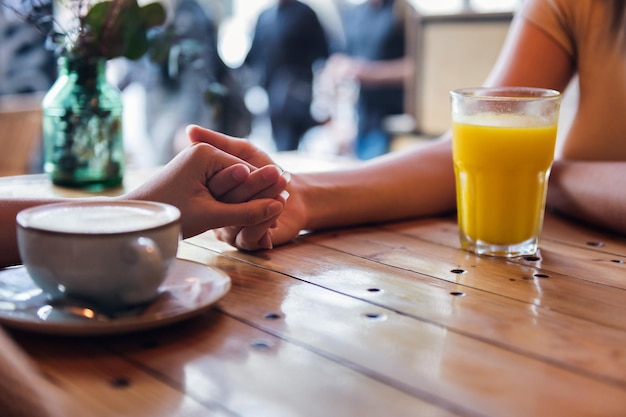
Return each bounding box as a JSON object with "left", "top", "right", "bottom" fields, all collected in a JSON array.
[{"left": 42, "top": 57, "right": 124, "bottom": 189}]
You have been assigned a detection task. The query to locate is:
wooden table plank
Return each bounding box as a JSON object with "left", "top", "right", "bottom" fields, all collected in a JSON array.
[
  {"left": 101, "top": 311, "right": 459, "bottom": 417},
  {"left": 185, "top": 231, "right": 626, "bottom": 388},
  {"left": 9, "top": 289, "right": 460, "bottom": 417},
  {"left": 300, "top": 224, "right": 626, "bottom": 329},
  {"left": 378, "top": 213, "right": 626, "bottom": 256},
  {"left": 3, "top": 168, "right": 626, "bottom": 417},
  {"left": 541, "top": 214, "right": 626, "bottom": 255},
  {"left": 379, "top": 215, "right": 626, "bottom": 289},
  {"left": 176, "top": 243, "right": 626, "bottom": 417},
  {"left": 10, "top": 331, "right": 225, "bottom": 417}
]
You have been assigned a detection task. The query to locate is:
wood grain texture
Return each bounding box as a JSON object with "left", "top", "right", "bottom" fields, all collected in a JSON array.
[{"left": 2, "top": 169, "right": 626, "bottom": 417}]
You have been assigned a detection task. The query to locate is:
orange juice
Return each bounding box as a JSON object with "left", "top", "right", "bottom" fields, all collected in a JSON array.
[{"left": 452, "top": 114, "right": 557, "bottom": 255}]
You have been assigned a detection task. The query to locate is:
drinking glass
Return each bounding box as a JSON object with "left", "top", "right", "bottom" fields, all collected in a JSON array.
[{"left": 450, "top": 87, "right": 561, "bottom": 257}]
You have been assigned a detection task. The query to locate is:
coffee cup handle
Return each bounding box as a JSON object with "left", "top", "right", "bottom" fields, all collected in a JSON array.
[{"left": 121, "top": 237, "right": 166, "bottom": 301}]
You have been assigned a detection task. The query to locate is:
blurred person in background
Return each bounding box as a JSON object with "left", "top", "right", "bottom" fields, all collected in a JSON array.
[
  {"left": 242, "top": 0, "right": 330, "bottom": 152},
  {"left": 325, "top": 0, "right": 411, "bottom": 160}
]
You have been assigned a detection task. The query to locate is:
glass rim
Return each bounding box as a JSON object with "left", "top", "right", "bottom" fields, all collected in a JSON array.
[{"left": 450, "top": 86, "right": 561, "bottom": 101}]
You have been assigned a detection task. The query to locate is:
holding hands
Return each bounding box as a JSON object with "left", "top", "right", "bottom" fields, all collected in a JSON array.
[
  {"left": 186, "top": 125, "right": 307, "bottom": 250},
  {"left": 123, "top": 135, "right": 290, "bottom": 243}
]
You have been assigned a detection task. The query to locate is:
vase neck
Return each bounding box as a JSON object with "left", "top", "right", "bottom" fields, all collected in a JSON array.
[{"left": 61, "top": 57, "right": 107, "bottom": 88}]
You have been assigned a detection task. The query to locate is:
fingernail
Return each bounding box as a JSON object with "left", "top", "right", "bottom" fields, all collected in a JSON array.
[
  {"left": 279, "top": 190, "right": 290, "bottom": 202},
  {"left": 281, "top": 170, "right": 291, "bottom": 183},
  {"left": 185, "top": 124, "right": 199, "bottom": 134}
]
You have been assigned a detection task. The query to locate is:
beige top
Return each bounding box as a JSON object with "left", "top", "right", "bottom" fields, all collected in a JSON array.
[{"left": 521, "top": 0, "right": 626, "bottom": 161}]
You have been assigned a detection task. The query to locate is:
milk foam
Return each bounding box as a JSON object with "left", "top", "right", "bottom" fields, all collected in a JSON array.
[{"left": 23, "top": 203, "right": 178, "bottom": 233}]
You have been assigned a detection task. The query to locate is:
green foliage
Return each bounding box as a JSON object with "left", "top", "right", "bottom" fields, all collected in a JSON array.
[
  {"left": 65, "top": 0, "right": 166, "bottom": 60},
  {"left": 1, "top": 0, "right": 166, "bottom": 60}
]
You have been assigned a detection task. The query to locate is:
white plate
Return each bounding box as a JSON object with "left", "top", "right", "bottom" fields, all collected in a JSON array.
[{"left": 0, "top": 259, "right": 231, "bottom": 336}]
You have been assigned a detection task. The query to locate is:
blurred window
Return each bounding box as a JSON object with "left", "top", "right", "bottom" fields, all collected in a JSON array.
[
  {"left": 407, "top": 0, "right": 521, "bottom": 14},
  {"left": 470, "top": 0, "right": 521, "bottom": 12}
]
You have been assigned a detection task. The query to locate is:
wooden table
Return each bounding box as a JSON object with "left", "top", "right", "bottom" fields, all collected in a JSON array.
[{"left": 1, "top": 164, "right": 626, "bottom": 417}]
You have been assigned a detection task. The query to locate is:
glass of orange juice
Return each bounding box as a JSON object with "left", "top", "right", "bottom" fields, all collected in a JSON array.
[{"left": 450, "top": 87, "right": 561, "bottom": 257}]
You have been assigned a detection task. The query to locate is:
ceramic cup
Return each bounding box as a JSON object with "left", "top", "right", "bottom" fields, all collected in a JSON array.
[{"left": 16, "top": 200, "right": 181, "bottom": 310}]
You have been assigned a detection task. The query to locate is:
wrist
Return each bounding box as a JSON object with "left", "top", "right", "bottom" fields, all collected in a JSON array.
[{"left": 287, "top": 173, "right": 315, "bottom": 231}]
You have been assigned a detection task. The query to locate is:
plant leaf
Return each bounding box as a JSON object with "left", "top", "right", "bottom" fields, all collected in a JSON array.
[
  {"left": 139, "top": 2, "right": 167, "bottom": 29},
  {"left": 63, "top": 0, "right": 167, "bottom": 60}
]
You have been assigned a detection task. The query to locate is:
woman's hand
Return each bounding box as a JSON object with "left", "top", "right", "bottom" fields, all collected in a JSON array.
[
  {"left": 186, "top": 125, "right": 307, "bottom": 250},
  {"left": 123, "top": 141, "right": 286, "bottom": 239}
]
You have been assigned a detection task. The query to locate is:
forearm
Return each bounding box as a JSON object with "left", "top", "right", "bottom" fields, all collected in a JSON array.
[
  {"left": 298, "top": 138, "right": 457, "bottom": 231},
  {"left": 0, "top": 327, "right": 95, "bottom": 417},
  {"left": 547, "top": 161, "right": 626, "bottom": 234},
  {"left": 0, "top": 198, "right": 66, "bottom": 267}
]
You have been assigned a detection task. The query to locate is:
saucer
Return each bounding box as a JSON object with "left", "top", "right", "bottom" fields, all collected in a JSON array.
[{"left": 0, "top": 258, "right": 231, "bottom": 336}]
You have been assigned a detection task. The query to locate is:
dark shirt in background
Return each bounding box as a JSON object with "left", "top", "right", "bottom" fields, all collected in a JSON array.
[
  {"left": 341, "top": 0, "right": 405, "bottom": 159},
  {"left": 244, "top": 0, "right": 329, "bottom": 151}
]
